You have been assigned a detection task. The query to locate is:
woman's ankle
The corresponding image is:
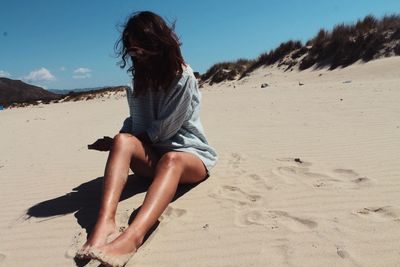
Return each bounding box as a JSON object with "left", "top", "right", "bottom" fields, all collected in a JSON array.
[
  {"left": 95, "top": 215, "right": 116, "bottom": 228},
  {"left": 124, "top": 225, "right": 145, "bottom": 247}
]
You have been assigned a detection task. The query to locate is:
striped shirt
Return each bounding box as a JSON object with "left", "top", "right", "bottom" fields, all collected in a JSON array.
[{"left": 120, "top": 65, "right": 218, "bottom": 172}]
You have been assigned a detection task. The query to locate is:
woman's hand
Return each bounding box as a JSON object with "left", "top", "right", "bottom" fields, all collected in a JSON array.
[{"left": 88, "top": 136, "right": 113, "bottom": 151}]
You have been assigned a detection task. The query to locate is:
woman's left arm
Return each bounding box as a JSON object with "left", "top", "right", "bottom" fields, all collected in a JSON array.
[{"left": 146, "top": 76, "right": 194, "bottom": 143}]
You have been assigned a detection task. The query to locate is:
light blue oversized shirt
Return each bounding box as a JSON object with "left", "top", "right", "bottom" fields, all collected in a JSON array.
[{"left": 120, "top": 65, "right": 218, "bottom": 172}]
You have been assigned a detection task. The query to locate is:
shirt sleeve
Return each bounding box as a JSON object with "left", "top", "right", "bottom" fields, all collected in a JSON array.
[
  {"left": 119, "top": 117, "right": 132, "bottom": 133},
  {"left": 119, "top": 86, "right": 134, "bottom": 134},
  {"left": 146, "top": 76, "right": 194, "bottom": 143}
]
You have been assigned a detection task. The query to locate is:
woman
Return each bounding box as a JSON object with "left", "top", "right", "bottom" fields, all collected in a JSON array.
[{"left": 77, "top": 11, "right": 217, "bottom": 267}]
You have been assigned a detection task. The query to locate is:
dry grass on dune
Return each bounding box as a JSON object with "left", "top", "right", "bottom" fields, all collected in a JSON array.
[
  {"left": 200, "top": 14, "right": 400, "bottom": 85},
  {"left": 300, "top": 14, "right": 400, "bottom": 70},
  {"left": 200, "top": 59, "right": 255, "bottom": 86}
]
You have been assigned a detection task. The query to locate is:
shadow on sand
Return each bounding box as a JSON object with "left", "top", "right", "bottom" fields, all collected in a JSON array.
[{"left": 26, "top": 174, "right": 200, "bottom": 266}]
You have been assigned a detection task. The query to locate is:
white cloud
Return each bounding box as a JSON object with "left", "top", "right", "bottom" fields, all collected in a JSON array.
[
  {"left": 24, "top": 67, "right": 55, "bottom": 82},
  {"left": 0, "top": 70, "right": 11, "bottom": 78},
  {"left": 73, "top": 67, "right": 92, "bottom": 79},
  {"left": 60, "top": 67, "right": 67, "bottom": 71}
]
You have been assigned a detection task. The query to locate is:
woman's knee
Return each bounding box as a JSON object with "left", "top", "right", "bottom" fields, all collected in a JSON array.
[
  {"left": 158, "top": 152, "right": 184, "bottom": 170},
  {"left": 157, "top": 152, "right": 207, "bottom": 184},
  {"left": 112, "top": 133, "right": 141, "bottom": 153}
]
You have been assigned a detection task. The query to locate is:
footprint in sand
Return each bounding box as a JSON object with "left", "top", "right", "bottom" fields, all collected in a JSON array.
[
  {"left": 273, "top": 157, "right": 372, "bottom": 189},
  {"left": 270, "top": 210, "right": 318, "bottom": 232},
  {"left": 336, "top": 246, "right": 351, "bottom": 259},
  {"left": 0, "top": 253, "right": 6, "bottom": 262},
  {"left": 228, "top": 153, "right": 241, "bottom": 169},
  {"left": 227, "top": 152, "right": 248, "bottom": 176},
  {"left": 248, "top": 173, "right": 273, "bottom": 190},
  {"left": 272, "top": 159, "right": 330, "bottom": 186},
  {"left": 209, "top": 185, "right": 261, "bottom": 208},
  {"left": 235, "top": 209, "right": 317, "bottom": 232},
  {"left": 228, "top": 153, "right": 244, "bottom": 170},
  {"left": 221, "top": 153, "right": 247, "bottom": 177},
  {"left": 335, "top": 245, "right": 362, "bottom": 266},
  {"left": 354, "top": 206, "right": 400, "bottom": 222},
  {"left": 159, "top": 206, "right": 187, "bottom": 225},
  {"left": 235, "top": 209, "right": 278, "bottom": 229},
  {"left": 332, "top": 169, "right": 373, "bottom": 187}
]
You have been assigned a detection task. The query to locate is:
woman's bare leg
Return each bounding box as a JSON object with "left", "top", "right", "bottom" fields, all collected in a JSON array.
[
  {"left": 91, "top": 151, "right": 207, "bottom": 257},
  {"left": 79, "top": 133, "right": 159, "bottom": 254}
]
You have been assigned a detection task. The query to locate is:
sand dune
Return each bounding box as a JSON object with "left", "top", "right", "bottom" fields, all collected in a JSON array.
[{"left": 0, "top": 57, "right": 399, "bottom": 266}]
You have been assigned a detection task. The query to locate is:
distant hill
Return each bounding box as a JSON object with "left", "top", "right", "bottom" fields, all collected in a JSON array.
[
  {"left": 200, "top": 14, "right": 400, "bottom": 85},
  {"left": 0, "top": 78, "right": 61, "bottom": 107},
  {"left": 57, "top": 86, "right": 128, "bottom": 103},
  {"left": 0, "top": 78, "right": 129, "bottom": 109},
  {"left": 48, "top": 86, "right": 118, "bottom": 95}
]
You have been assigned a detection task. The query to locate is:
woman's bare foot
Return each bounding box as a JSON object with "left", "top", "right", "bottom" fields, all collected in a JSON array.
[
  {"left": 76, "top": 219, "right": 118, "bottom": 258},
  {"left": 89, "top": 229, "right": 143, "bottom": 266}
]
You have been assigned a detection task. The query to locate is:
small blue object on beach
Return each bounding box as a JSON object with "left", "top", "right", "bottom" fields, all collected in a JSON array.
[{"left": 0, "top": 105, "right": 3, "bottom": 111}]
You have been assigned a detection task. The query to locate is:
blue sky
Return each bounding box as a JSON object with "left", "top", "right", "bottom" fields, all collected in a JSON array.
[{"left": 1, "top": 0, "right": 399, "bottom": 90}]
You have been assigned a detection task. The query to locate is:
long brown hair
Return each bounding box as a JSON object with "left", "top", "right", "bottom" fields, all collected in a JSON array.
[{"left": 115, "top": 11, "right": 185, "bottom": 97}]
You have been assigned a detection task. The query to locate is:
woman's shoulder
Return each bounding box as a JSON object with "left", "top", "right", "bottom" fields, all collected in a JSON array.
[
  {"left": 177, "top": 64, "right": 197, "bottom": 87},
  {"left": 163, "top": 65, "right": 198, "bottom": 101},
  {"left": 182, "top": 64, "right": 194, "bottom": 78}
]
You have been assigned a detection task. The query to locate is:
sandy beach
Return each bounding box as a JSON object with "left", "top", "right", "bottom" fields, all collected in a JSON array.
[{"left": 0, "top": 57, "right": 399, "bottom": 266}]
